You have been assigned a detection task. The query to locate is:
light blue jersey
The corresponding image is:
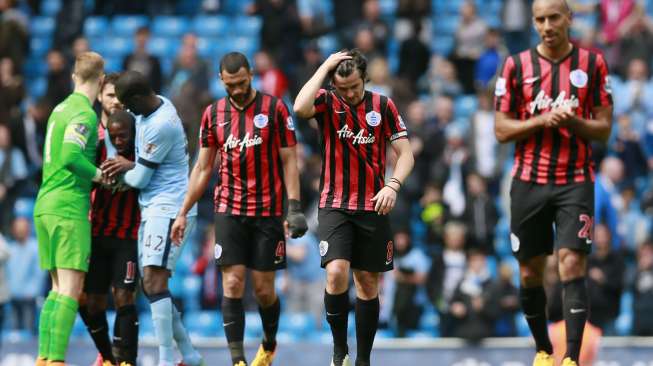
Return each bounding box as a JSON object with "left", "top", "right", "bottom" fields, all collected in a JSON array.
[{"left": 134, "top": 96, "right": 196, "bottom": 219}]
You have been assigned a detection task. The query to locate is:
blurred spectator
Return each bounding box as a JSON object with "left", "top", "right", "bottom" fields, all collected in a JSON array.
[
  {"left": 396, "top": 0, "right": 430, "bottom": 20},
  {"left": 616, "top": 8, "right": 653, "bottom": 77},
  {"left": 452, "top": 0, "right": 487, "bottom": 94},
  {"left": 501, "top": 0, "right": 531, "bottom": 54},
  {"left": 397, "top": 21, "right": 430, "bottom": 90},
  {"left": 0, "top": 0, "right": 29, "bottom": 72},
  {"left": 123, "top": 26, "right": 163, "bottom": 94},
  {"left": 489, "top": 262, "right": 520, "bottom": 336},
  {"left": 0, "top": 57, "right": 24, "bottom": 122},
  {"left": 612, "top": 114, "right": 648, "bottom": 184},
  {"left": 44, "top": 49, "right": 71, "bottom": 106},
  {"left": 447, "top": 250, "right": 497, "bottom": 341},
  {"left": 360, "top": 0, "right": 390, "bottom": 55},
  {"left": 437, "top": 124, "right": 471, "bottom": 218},
  {"left": 9, "top": 98, "right": 49, "bottom": 174},
  {"left": 70, "top": 35, "right": 89, "bottom": 65},
  {"left": 0, "top": 124, "right": 28, "bottom": 230},
  {"left": 474, "top": 29, "right": 505, "bottom": 90},
  {"left": 192, "top": 224, "right": 222, "bottom": 310},
  {"left": 617, "top": 186, "right": 651, "bottom": 253},
  {"left": 463, "top": 173, "right": 498, "bottom": 255},
  {"left": 0, "top": 233, "right": 8, "bottom": 349},
  {"left": 169, "top": 33, "right": 210, "bottom": 98},
  {"left": 354, "top": 27, "right": 383, "bottom": 61},
  {"left": 388, "top": 229, "right": 430, "bottom": 337},
  {"left": 427, "top": 221, "right": 467, "bottom": 336},
  {"left": 249, "top": 0, "right": 302, "bottom": 68},
  {"left": 52, "top": 0, "right": 84, "bottom": 60},
  {"left": 331, "top": 0, "right": 363, "bottom": 48},
  {"left": 297, "top": 0, "right": 333, "bottom": 38},
  {"left": 587, "top": 224, "right": 624, "bottom": 334},
  {"left": 632, "top": 240, "right": 653, "bottom": 335},
  {"left": 6, "top": 216, "right": 40, "bottom": 332},
  {"left": 419, "top": 183, "right": 450, "bottom": 249},
  {"left": 254, "top": 49, "right": 289, "bottom": 98},
  {"left": 614, "top": 58, "right": 653, "bottom": 135},
  {"left": 366, "top": 57, "right": 392, "bottom": 97},
  {"left": 284, "top": 232, "right": 323, "bottom": 325},
  {"left": 470, "top": 90, "right": 500, "bottom": 185},
  {"left": 424, "top": 56, "right": 463, "bottom": 98},
  {"left": 595, "top": 156, "right": 624, "bottom": 249}
]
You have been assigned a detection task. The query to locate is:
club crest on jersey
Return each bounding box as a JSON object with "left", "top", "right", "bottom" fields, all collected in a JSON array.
[
  {"left": 145, "top": 143, "right": 157, "bottom": 155},
  {"left": 604, "top": 75, "right": 612, "bottom": 94},
  {"left": 365, "top": 111, "right": 381, "bottom": 127},
  {"left": 495, "top": 77, "right": 507, "bottom": 96},
  {"left": 319, "top": 240, "right": 329, "bottom": 257},
  {"left": 224, "top": 132, "right": 263, "bottom": 152},
  {"left": 398, "top": 116, "right": 406, "bottom": 130},
  {"left": 570, "top": 69, "right": 588, "bottom": 88},
  {"left": 529, "top": 90, "right": 579, "bottom": 114},
  {"left": 286, "top": 116, "right": 295, "bottom": 131},
  {"left": 253, "top": 113, "right": 269, "bottom": 129},
  {"left": 214, "top": 243, "right": 223, "bottom": 259},
  {"left": 336, "top": 125, "right": 376, "bottom": 145},
  {"left": 510, "top": 233, "right": 520, "bottom": 252}
]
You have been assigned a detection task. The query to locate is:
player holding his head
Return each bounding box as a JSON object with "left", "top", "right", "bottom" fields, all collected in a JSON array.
[
  {"left": 103, "top": 71, "right": 204, "bottom": 366},
  {"left": 494, "top": 1, "right": 613, "bottom": 365},
  {"left": 171, "top": 51, "right": 307, "bottom": 366},
  {"left": 79, "top": 109, "right": 140, "bottom": 366},
  {"left": 294, "top": 49, "right": 414, "bottom": 366},
  {"left": 34, "top": 51, "right": 105, "bottom": 366}
]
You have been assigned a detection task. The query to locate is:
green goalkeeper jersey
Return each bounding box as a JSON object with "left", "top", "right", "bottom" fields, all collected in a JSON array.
[{"left": 34, "top": 92, "right": 99, "bottom": 220}]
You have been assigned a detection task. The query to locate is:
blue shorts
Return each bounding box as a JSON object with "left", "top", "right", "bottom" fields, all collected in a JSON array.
[{"left": 138, "top": 216, "right": 196, "bottom": 272}]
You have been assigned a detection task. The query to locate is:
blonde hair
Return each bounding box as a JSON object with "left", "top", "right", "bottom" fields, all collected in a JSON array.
[{"left": 73, "top": 51, "right": 104, "bottom": 83}]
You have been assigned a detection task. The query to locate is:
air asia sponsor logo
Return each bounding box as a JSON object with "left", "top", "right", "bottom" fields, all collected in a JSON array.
[
  {"left": 336, "top": 125, "right": 376, "bottom": 145},
  {"left": 529, "top": 90, "right": 579, "bottom": 115},
  {"left": 223, "top": 132, "right": 263, "bottom": 152}
]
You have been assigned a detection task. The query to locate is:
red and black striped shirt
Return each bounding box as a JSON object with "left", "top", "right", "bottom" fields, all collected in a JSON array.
[
  {"left": 495, "top": 46, "right": 613, "bottom": 184},
  {"left": 313, "top": 89, "right": 408, "bottom": 211},
  {"left": 200, "top": 91, "right": 297, "bottom": 217},
  {"left": 91, "top": 139, "right": 141, "bottom": 240}
]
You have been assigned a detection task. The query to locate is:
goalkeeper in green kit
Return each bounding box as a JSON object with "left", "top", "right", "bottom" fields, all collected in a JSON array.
[{"left": 33, "top": 52, "right": 106, "bottom": 366}]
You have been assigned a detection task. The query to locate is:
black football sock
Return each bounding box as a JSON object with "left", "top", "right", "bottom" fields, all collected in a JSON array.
[
  {"left": 79, "top": 306, "right": 116, "bottom": 364},
  {"left": 258, "top": 297, "right": 280, "bottom": 352},
  {"left": 520, "top": 286, "right": 553, "bottom": 355},
  {"left": 113, "top": 304, "right": 139, "bottom": 364},
  {"left": 355, "top": 297, "right": 379, "bottom": 366},
  {"left": 563, "top": 278, "right": 588, "bottom": 362},
  {"left": 325, "top": 290, "right": 350, "bottom": 359},
  {"left": 223, "top": 297, "right": 246, "bottom": 364}
]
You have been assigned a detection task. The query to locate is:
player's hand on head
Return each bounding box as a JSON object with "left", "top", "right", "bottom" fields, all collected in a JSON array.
[
  {"left": 170, "top": 215, "right": 187, "bottom": 245},
  {"left": 322, "top": 51, "right": 352, "bottom": 71},
  {"left": 371, "top": 185, "right": 397, "bottom": 215}
]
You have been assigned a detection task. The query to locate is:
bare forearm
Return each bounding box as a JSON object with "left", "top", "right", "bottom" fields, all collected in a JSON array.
[
  {"left": 282, "top": 156, "right": 301, "bottom": 201},
  {"left": 390, "top": 147, "right": 414, "bottom": 184},
  {"left": 495, "top": 114, "right": 543, "bottom": 143},
  {"left": 179, "top": 164, "right": 211, "bottom": 216},
  {"left": 293, "top": 66, "right": 328, "bottom": 118},
  {"left": 566, "top": 117, "right": 611, "bottom": 143}
]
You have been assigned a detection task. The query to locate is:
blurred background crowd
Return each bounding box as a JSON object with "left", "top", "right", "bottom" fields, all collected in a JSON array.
[{"left": 0, "top": 0, "right": 653, "bottom": 346}]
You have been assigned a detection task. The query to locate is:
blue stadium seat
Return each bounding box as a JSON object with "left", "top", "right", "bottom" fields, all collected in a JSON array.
[
  {"left": 104, "top": 57, "right": 122, "bottom": 73},
  {"left": 185, "top": 310, "right": 222, "bottom": 337},
  {"left": 515, "top": 312, "right": 530, "bottom": 336},
  {"left": 152, "top": 16, "right": 190, "bottom": 37},
  {"left": 192, "top": 15, "right": 229, "bottom": 37},
  {"left": 433, "top": 16, "right": 459, "bottom": 35},
  {"left": 430, "top": 37, "right": 454, "bottom": 56},
  {"left": 31, "top": 16, "right": 55, "bottom": 37},
  {"left": 317, "top": 35, "right": 340, "bottom": 56},
  {"left": 454, "top": 95, "right": 478, "bottom": 119},
  {"left": 210, "top": 78, "right": 228, "bottom": 99},
  {"left": 221, "top": 0, "right": 254, "bottom": 15},
  {"left": 111, "top": 15, "right": 149, "bottom": 37},
  {"left": 182, "top": 275, "right": 202, "bottom": 312},
  {"left": 196, "top": 37, "right": 218, "bottom": 58},
  {"left": 418, "top": 307, "right": 440, "bottom": 331},
  {"left": 30, "top": 37, "right": 52, "bottom": 57},
  {"left": 84, "top": 16, "right": 109, "bottom": 38},
  {"left": 379, "top": 0, "right": 397, "bottom": 16},
  {"left": 99, "top": 37, "right": 134, "bottom": 57},
  {"left": 230, "top": 37, "right": 258, "bottom": 58},
  {"left": 147, "top": 37, "right": 181, "bottom": 58},
  {"left": 23, "top": 58, "right": 47, "bottom": 78},
  {"left": 27, "top": 78, "right": 47, "bottom": 98},
  {"left": 279, "top": 312, "right": 316, "bottom": 337},
  {"left": 234, "top": 16, "right": 262, "bottom": 37},
  {"left": 41, "top": 0, "right": 61, "bottom": 16},
  {"left": 244, "top": 311, "right": 263, "bottom": 338}
]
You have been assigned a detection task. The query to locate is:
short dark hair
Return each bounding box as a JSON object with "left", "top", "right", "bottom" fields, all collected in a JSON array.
[
  {"left": 101, "top": 72, "right": 121, "bottom": 92},
  {"left": 331, "top": 49, "right": 368, "bottom": 82},
  {"left": 219, "top": 52, "right": 250, "bottom": 74},
  {"left": 115, "top": 70, "right": 153, "bottom": 100},
  {"left": 107, "top": 110, "right": 135, "bottom": 130}
]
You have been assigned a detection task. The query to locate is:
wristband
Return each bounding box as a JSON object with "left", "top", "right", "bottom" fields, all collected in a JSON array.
[
  {"left": 385, "top": 184, "right": 399, "bottom": 193},
  {"left": 288, "top": 199, "right": 302, "bottom": 212}
]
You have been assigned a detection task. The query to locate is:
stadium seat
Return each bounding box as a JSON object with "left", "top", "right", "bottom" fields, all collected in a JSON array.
[
  {"left": 30, "top": 37, "right": 52, "bottom": 57},
  {"left": 152, "top": 16, "right": 190, "bottom": 37},
  {"left": 31, "top": 16, "right": 55, "bottom": 37},
  {"left": 99, "top": 37, "right": 134, "bottom": 57},
  {"left": 111, "top": 15, "right": 149, "bottom": 37},
  {"left": 185, "top": 310, "right": 222, "bottom": 337},
  {"left": 515, "top": 312, "right": 531, "bottom": 336},
  {"left": 430, "top": 37, "right": 454, "bottom": 57},
  {"left": 221, "top": 0, "right": 254, "bottom": 15},
  {"left": 317, "top": 35, "right": 340, "bottom": 57},
  {"left": 232, "top": 37, "right": 258, "bottom": 56},
  {"left": 84, "top": 16, "right": 109, "bottom": 38},
  {"left": 104, "top": 57, "right": 122, "bottom": 73},
  {"left": 418, "top": 307, "right": 440, "bottom": 331},
  {"left": 27, "top": 78, "right": 46, "bottom": 98},
  {"left": 24, "top": 58, "right": 48, "bottom": 78},
  {"left": 196, "top": 37, "right": 219, "bottom": 58},
  {"left": 210, "top": 78, "right": 228, "bottom": 99},
  {"left": 379, "top": 0, "right": 397, "bottom": 17},
  {"left": 234, "top": 16, "right": 262, "bottom": 37},
  {"left": 454, "top": 95, "right": 478, "bottom": 119},
  {"left": 244, "top": 311, "right": 263, "bottom": 338},
  {"left": 433, "top": 16, "right": 459, "bottom": 35},
  {"left": 147, "top": 37, "right": 181, "bottom": 58},
  {"left": 191, "top": 15, "right": 229, "bottom": 37},
  {"left": 279, "top": 312, "right": 316, "bottom": 337},
  {"left": 41, "top": 0, "right": 61, "bottom": 16},
  {"left": 182, "top": 275, "right": 202, "bottom": 312}
]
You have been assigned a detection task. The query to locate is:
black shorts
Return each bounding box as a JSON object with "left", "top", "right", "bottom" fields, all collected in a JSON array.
[
  {"left": 84, "top": 236, "right": 138, "bottom": 294},
  {"left": 214, "top": 213, "right": 286, "bottom": 271},
  {"left": 510, "top": 179, "right": 594, "bottom": 261},
  {"left": 317, "top": 208, "right": 394, "bottom": 272}
]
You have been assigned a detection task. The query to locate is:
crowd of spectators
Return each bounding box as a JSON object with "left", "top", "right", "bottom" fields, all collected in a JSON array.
[{"left": 0, "top": 0, "right": 652, "bottom": 343}]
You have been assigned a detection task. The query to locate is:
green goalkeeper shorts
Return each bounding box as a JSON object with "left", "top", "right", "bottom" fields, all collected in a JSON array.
[{"left": 35, "top": 214, "right": 91, "bottom": 272}]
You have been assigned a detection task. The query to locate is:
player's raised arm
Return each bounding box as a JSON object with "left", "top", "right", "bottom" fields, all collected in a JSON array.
[
  {"left": 61, "top": 113, "right": 103, "bottom": 182},
  {"left": 293, "top": 51, "right": 351, "bottom": 118}
]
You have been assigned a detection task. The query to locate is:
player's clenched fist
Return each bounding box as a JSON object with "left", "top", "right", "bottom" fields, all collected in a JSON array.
[{"left": 285, "top": 199, "right": 308, "bottom": 238}]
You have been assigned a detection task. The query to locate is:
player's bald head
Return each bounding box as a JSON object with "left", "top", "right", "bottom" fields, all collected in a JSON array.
[
  {"left": 114, "top": 70, "right": 153, "bottom": 102},
  {"left": 533, "top": 0, "right": 572, "bottom": 15}
]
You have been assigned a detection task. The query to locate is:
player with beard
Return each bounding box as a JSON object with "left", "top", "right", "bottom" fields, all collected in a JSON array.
[
  {"left": 494, "top": 1, "right": 613, "bottom": 365},
  {"left": 171, "top": 52, "right": 307, "bottom": 366}
]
